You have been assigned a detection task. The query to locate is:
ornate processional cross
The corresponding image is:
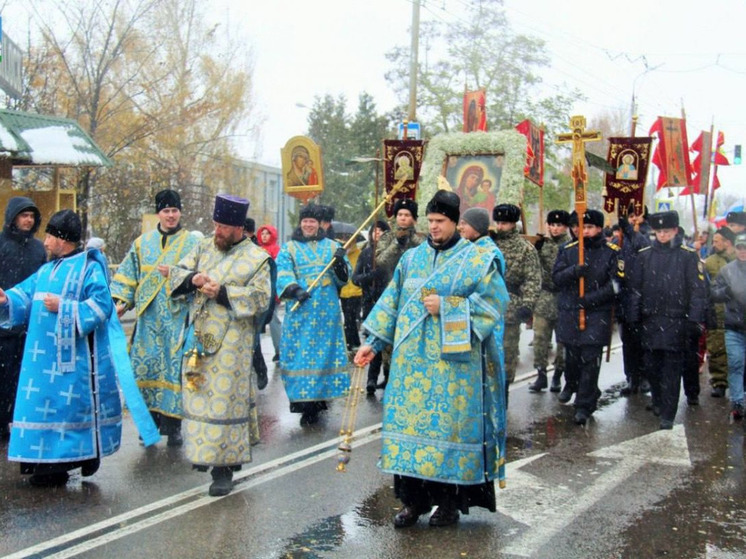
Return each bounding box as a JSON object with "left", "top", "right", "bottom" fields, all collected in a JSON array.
[{"left": 555, "top": 115, "right": 602, "bottom": 331}]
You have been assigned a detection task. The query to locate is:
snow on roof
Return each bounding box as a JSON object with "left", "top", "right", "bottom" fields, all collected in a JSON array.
[
  {"left": 0, "top": 121, "right": 20, "bottom": 152},
  {"left": 21, "top": 125, "right": 108, "bottom": 166}
]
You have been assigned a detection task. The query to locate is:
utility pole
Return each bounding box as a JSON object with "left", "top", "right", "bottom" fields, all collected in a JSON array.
[{"left": 408, "top": 0, "right": 420, "bottom": 122}]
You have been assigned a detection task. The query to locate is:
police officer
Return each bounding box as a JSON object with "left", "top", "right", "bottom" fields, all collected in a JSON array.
[
  {"left": 627, "top": 210, "right": 707, "bottom": 430},
  {"left": 553, "top": 209, "right": 622, "bottom": 424},
  {"left": 491, "top": 203, "right": 541, "bottom": 388},
  {"left": 529, "top": 209, "right": 571, "bottom": 392},
  {"left": 617, "top": 204, "right": 652, "bottom": 396}
]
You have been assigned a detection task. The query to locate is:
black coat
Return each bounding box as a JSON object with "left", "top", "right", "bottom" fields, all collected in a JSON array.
[
  {"left": 626, "top": 237, "right": 707, "bottom": 350},
  {"left": 0, "top": 197, "right": 46, "bottom": 336},
  {"left": 554, "top": 233, "right": 621, "bottom": 347},
  {"left": 352, "top": 242, "right": 388, "bottom": 318}
]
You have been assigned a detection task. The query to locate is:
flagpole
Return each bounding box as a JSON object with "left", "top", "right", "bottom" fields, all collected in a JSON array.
[{"left": 681, "top": 107, "right": 699, "bottom": 238}]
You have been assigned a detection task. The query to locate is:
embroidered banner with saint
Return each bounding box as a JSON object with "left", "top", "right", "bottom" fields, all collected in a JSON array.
[
  {"left": 649, "top": 117, "right": 693, "bottom": 190},
  {"left": 463, "top": 89, "right": 487, "bottom": 132},
  {"left": 383, "top": 139, "right": 425, "bottom": 217},
  {"left": 603, "top": 136, "right": 652, "bottom": 213},
  {"left": 515, "top": 119, "right": 544, "bottom": 187}
]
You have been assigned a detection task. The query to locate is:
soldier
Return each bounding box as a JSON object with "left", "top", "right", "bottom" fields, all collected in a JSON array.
[
  {"left": 553, "top": 210, "right": 622, "bottom": 424},
  {"left": 491, "top": 203, "right": 541, "bottom": 390},
  {"left": 704, "top": 227, "right": 735, "bottom": 398},
  {"left": 529, "top": 210, "right": 571, "bottom": 392},
  {"left": 627, "top": 211, "right": 707, "bottom": 430}
]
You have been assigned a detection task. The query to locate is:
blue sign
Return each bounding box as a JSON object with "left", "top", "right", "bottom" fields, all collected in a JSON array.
[{"left": 397, "top": 122, "right": 421, "bottom": 140}]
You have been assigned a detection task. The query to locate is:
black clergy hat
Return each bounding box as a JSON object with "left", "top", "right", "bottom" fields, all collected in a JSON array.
[
  {"left": 46, "top": 209, "right": 82, "bottom": 243},
  {"left": 492, "top": 203, "right": 521, "bottom": 223},
  {"left": 426, "top": 190, "right": 460, "bottom": 223},
  {"left": 213, "top": 194, "right": 249, "bottom": 226},
  {"left": 318, "top": 205, "right": 335, "bottom": 222},
  {"left": 547, "top": 209, "right": 570, "bottom": 226},
  {"left": 393, "top": 198, "right": 418, "bottom": 220},
  {"left": 583, "top": 210, "right": 604, "bottom": 228},
  {"left": 155, "top": 189, "right": 182, "bottom": 213},
  {"left": 726, "top": 211, "right": 746, "bottom": 226},
  {"left": 649, "top": 210, "right": 679, "bottom": 230},
  {"left": 299, "top": 203, "right": 324, "bottom": 221}
]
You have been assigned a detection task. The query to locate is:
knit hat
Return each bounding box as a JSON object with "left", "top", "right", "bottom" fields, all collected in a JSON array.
[
  {"left": 649, "top": 210, "right": 679, "bottom": 230},
  {"left": 244, "top": 217, "right": 256, "bottom": 233},
  {"left": 426, "top": 190, "right": 460, "bottom": 223},
  {"left": 86, "top": 237, "right": 105, "bottom": 250},
  {"left": 461, "top": 207, "right": 490, "bottom": 236},
  {"left": 547, "top": 209, "right": 570, "bottom": 226},
  {"left": 155, "top": 189, "right": 181, "bottom": 213},
  {"left": 583, "top": 209, "right": 605, "bottom": 228},
  {"left": 715, "top": 226, "right": 736, "bottom": 244},
  {"left": 369, "top": 220, "right": 390, "bottom": 236},
  {"left": 492, "top": 203, "right": 521, "bottom": 223},
  {"left": 46, "top": 210, "right": 82, "bottom": 243},
  {"left": 213, "top": 194, "right": 249, "bottom": 226},
  {"left": 393, "top": 198, "right": 418, "bottom": 220},
  {"left": 735, "top": 233, "right": 746, "bottom": 248}
]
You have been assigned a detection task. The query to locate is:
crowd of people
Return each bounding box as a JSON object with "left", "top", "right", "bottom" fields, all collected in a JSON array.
[{"left": 0, "top": 187, "right": 745, "bottom": 528}]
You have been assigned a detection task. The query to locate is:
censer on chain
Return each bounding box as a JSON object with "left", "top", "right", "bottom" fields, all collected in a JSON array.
[{"left": 335, "top": 365, "right": 366, "bottom": 472}]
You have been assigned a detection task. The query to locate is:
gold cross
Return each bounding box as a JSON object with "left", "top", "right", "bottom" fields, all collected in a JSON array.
[{"left": 556, "top": 115, "right": 602, "bottom": 205}]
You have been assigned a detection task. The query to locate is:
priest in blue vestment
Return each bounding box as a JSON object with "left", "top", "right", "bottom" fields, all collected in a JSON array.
[
  {"left": 0, "top": 210, "right": 123, "bottom": 487},
  {"left": 356, "top": 190, "right": 509, "bottom": 528}
]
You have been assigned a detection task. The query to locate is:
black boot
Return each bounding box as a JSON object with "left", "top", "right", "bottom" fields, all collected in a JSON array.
[
  {"left": 209, "top": 466, "right": 234, "bottom": 497},
  {"left": 528, "top": 369, "right": 548, "bottom": 393},
  {"left": 366, "top": 379, "right": 377, "bottom": 396},
  {"left": 550, "top": 370, "right": 563, "bottom": 393},
  {"left": 558, "top": 384, "right": 576, "bottom": 404}
]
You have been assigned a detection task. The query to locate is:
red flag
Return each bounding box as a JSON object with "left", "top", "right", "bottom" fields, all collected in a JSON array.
[
  {"left": 682, "top": 131, "right": 712, "bottom": 195},
  {"left": 712, "top": 166, "right": 721, "bottom": 191},
  {"left": 463, "top": 89, "right": 487, "bottom": 132},
  {"left": 714, "top": 131, "right": 730, "bottom": 166},
  {"left": 649, "top": 117, "right": 693, "bottom": 190},
  {"left": 515, "top": 119, "right": 544, "bottom": 187}
]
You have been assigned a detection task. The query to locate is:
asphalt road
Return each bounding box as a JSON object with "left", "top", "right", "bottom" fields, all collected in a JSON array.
[{"left": 1, "top": 324, "right": 746, "bottom": 559}]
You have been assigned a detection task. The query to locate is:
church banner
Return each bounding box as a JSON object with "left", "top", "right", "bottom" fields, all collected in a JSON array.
[
  {"left": 383, "top": 139, "right": 425, "bottom": 217},
  {"left": 603, "top": 136, "right": 652, "bottom": 214},
  {"left": 514, "top": 119, "right": 544, "bottom": 187},
  {"left": 682, "top": 131, "right": 712, "bottom": 196},
  {"left": 649, "top": 117, "right": 692, "bottom": 190},
  {"left": 463, "top": 89, "right": 487, "bottom": 132}
]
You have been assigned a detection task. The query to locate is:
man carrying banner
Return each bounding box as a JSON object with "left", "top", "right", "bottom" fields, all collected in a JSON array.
[{"left": 355, "top": 190, "right": 509, "bottom": 528}]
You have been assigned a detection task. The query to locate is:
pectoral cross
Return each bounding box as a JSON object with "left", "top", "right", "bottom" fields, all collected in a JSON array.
[{"left": 556, "top": 115, "right": 602, "bottom": 331}]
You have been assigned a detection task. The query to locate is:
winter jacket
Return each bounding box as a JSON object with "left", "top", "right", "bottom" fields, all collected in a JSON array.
[{"left": 711, "top": 259, "right": 746, "bottom": 332}]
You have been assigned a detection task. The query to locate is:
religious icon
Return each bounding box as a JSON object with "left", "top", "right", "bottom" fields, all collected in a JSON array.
[
  {"left": 281, "top": 136, "right": 324, "bottom": 202},
  {"left": 440, "top": 153, "right": 505, "bottom": 212},
  {"left": 615, "top": 152, "right": 638, "bottom": 181}
]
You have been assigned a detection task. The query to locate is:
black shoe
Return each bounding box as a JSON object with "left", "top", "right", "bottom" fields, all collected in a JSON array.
[
  {"left": 640, "top": 379, "right": 651, "bottom": 394},
  {"left": 645, "top": 403, "right": 661, "bottom": 416},
  {"left": 711, "top": 386, "right": 726, "bottom": 398},
  {"left": 366, "top": 380, "right": 377, "bottom": 396},
  {"left": 558, "top": 386, "right": 575, "bottom": 404},
  {"left": 687, "top": 395, "right": 699, "bottom": 406},
  {"left": 272, "top": 353, "right": 280, "bottom": 362},
  {"left": 550, "top": 371, "right": 562, "bottom": 393},
  {"left": 300, "top": 411, "right": 320, "bottom": 426},
  {"left": 29, "top": 471, "right": 70, "bottom": 487},
  {"left": 573, "top": 410, "right": 589, "bottom": 426},
  {"left": 528, "top": 371, "right": 548, "bottom": 393},
  {"left": 620, "top": 382, "right": 639, "bottom": 396},
  {"left": 394, "top": 505, "right": 424, "bottom": 528},
  {"left": 208, "top": 467, "right": 234, "bottom": 497},
  {"left": 428, "top": 506, "right": 460, "bottom": 527},
  {"left": 376, "top": 380, "right": 387, "bottom": 390},
  {"left": 659, "top": 419, "right": 674, "bottom": 430},
  {"left": 167, "top": 432, "right": 184, "bottom": 447},
  {"left": 81, "top": 459, "right": 100, "bottom": 477},
  {"left": 256, "top": 368, "right": 268, "bottom": 390}
]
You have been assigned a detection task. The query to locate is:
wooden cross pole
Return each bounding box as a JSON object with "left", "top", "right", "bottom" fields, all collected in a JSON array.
[{"left": 556, "top": 115, "right": 602, "bottom": 331}]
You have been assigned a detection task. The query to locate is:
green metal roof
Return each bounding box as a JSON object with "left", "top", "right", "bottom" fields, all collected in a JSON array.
[{"left": 0, "top": 109, "right": 112, "bottom": 167}]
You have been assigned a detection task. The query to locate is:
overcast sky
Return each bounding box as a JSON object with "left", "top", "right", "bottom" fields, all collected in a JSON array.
[{"left": 5, "top": 0, "right": 745, "bottom": 209}]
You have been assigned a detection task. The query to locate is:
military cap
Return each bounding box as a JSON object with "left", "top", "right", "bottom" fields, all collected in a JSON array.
[
  {"left": 492, "top": 203, "right": 521, "bottom": 223},
  {"left": 649, "top": 210, "right": 679, "bottom": 230}
]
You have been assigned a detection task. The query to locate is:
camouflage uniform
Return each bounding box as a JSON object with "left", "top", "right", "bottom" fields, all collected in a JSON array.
[
  {"left": 705, "top": 250, "right": 733, "bottom": 390},
  {"left": 533, "top": 231, "right": 571, "bottom": 374},
  {"left": 492, "top": 228, "right": 541, "bottom": 382},
  {"left": 375, "top": 226, "right": 426, "bottom": 283}
]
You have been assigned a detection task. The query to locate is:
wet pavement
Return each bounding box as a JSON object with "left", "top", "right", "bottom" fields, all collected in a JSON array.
[{"left": 2, "top": 323, "right": 746, "bottom": 558}]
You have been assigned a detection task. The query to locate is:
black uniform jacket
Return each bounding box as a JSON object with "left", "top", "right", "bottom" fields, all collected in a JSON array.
[
  {"left": 626, "top": 237, "right": 707, "bottom": 350},
  {"left": 553, "top": 233, "right": 621, "bottom": 347}
]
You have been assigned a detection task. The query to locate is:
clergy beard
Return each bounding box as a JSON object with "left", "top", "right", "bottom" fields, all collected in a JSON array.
[{"left": 214, "top": 232, "right": 242, "bottom": 252}]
